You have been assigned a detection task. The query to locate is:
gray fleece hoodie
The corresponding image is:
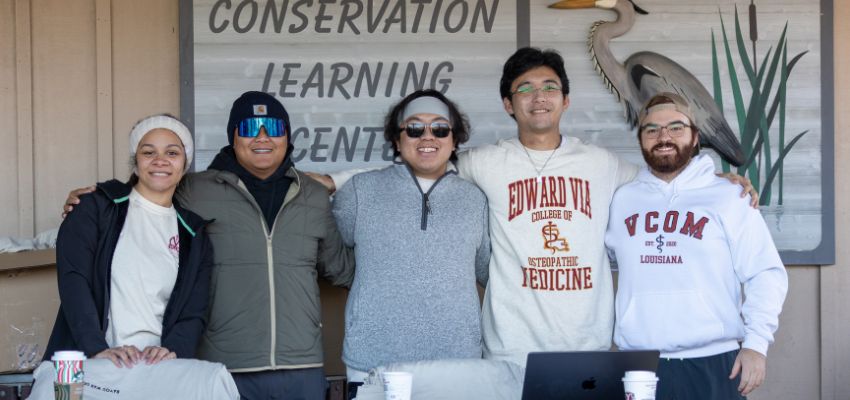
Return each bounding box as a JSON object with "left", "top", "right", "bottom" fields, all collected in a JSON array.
[{"left": 332, "top": 162, "right": 491, "bottom": 372}]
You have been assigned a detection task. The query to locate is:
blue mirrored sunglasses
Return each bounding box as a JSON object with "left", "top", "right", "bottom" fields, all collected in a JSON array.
[{"left": 237, "top": 117, "right": 286, "bottom": 138}]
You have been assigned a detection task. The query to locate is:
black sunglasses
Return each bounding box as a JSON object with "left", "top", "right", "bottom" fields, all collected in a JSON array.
[{"left": 403, "top": 122, "right": 452, "bottom": 138}]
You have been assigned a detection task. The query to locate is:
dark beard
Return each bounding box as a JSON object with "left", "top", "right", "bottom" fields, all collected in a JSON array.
[{"left": 641, "top": 141, "right": 693, "bottom": 174}]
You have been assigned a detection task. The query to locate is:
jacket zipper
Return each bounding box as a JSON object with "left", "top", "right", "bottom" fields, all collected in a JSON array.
[
  {"left": 265, "top": 234, "right": 275, "bottom": 367},
  {"left": 231, "top": 172, "right": 301, "bottom": 368}
]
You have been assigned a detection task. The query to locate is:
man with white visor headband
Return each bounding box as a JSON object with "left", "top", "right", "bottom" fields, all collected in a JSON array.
[{"left": 332, "top": 89, "right": 490, "bottom": 398}]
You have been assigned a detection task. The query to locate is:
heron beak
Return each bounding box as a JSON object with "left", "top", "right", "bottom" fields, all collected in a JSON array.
[{"left": 548, "top": 0, "right": 596, "bottom": 9}]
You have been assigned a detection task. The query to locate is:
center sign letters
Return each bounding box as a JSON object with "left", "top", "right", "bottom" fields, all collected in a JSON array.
[
  {"left": 207, "top": 0, "right": 500, "bottom": 34},
  {"left": 191, "top": 0, "right": 512, "bottom": 170},
  {"left": 261, "top": 60, "right": 454, "bottom": 164}
]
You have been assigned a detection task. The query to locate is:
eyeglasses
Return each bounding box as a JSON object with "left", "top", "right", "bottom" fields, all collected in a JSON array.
[
  {"left": 402, "top": 122, "right": 452, "bottom": 138},
  {"left": 640, "top": 121, "right": 692, "bottom": 139},
  {"left": 237, "top": 117, "right": 286, "bottom": 138},
  {"left": 511, "top": 83, "right": 562, "bottom": 97}
]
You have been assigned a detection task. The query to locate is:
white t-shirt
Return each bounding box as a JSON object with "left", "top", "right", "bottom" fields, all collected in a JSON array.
[
  {"left": 414, "top": 161, "right": 456, "bottom": 192},
  {"left": 105, "top": 188, "right": 179, "bottom": 350},
  {"left": 416, "top": 177, "right": 437, "bottom": 192}
]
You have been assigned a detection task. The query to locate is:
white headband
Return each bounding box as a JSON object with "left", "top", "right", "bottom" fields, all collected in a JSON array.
[
  {"left": 129, "top": 115, "right": 194, "bottom": 172},
  {"left": 399, "top": 96, "right": 451, "bottom": 124}
]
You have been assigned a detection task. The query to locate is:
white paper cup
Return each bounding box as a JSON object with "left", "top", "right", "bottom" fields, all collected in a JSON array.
[
  {"left": 622, "top": 370, "right": 658, "bottom": 400},
  {"left": 382, "top": 371, "right": 413, "bottom": 400}
]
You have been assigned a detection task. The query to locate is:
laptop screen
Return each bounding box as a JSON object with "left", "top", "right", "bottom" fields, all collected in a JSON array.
[{"left": 521, "top": 351, "right": 660, "bottom": 400}]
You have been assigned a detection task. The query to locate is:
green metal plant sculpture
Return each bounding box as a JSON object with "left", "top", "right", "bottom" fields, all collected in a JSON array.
[{"left": 711, "top": 1, "right": 809, "bottom": 206}]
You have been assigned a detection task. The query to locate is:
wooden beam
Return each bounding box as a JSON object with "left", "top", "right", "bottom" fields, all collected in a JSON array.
[
  {"left": 14, "top": 0, "right": 34, "bottom": 238},
  {"left": 96, "top": 0, "right": 113, "bottom": 181},
  {"left": 821, "top": 0, "right": 849, "bottom": 398},
  {"left": 0, "top": 249, "right": 55, "bottom": 272}
]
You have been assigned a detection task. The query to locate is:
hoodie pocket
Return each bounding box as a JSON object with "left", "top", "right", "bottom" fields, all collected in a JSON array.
[{"left": 617, "top": 291, "right": 724, "bottom": 352}]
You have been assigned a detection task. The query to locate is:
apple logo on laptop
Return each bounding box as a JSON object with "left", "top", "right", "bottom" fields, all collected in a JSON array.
[{"left": 581, "top": 377, "right": 597, "bottom": 390}]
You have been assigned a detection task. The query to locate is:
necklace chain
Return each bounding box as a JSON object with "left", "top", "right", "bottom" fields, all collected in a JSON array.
[{"left": 521, "top": 137, "right": 561, "bottom": 179}]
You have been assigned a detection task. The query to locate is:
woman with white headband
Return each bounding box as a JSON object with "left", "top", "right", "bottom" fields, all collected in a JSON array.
[
  {"left": 45, "top": 114, "right": 214, "bottom": 367},
  {"left": 332, "top": 90, "right": 491, "bottom": 394}
]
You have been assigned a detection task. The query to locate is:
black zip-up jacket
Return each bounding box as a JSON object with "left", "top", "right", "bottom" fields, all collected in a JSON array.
[{"left": 45, "top": 180, "right": 214, "bottom": 359}]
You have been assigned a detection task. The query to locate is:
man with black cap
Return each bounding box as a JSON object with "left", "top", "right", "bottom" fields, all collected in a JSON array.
[
  {"left": 63, "top": 91, "right": 355, "bottom": 399},
  {"left": 605, "top": 92, "right": 787, "bottom": 399},
  {"left": 184, "top": 91, "right": 355, "bottom": 398}
]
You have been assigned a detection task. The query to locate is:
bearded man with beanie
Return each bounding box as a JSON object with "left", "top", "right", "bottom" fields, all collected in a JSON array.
[{"left": 605, "top": 92, "right": 787, "bottom": 399}]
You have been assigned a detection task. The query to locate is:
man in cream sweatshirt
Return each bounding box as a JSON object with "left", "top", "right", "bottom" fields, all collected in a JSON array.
[{"left": 605, "top": 92, "right": 788, "bottom": 399}]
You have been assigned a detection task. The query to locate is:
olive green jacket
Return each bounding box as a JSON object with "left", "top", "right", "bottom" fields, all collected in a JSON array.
[{"left": 177, "top": 167, "right": 354, "bottom": 372}]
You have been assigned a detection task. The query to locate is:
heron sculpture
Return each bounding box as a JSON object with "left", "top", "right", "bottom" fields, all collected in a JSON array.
[{"left": 550, "top": 0, "right": 745, "bottom": 166}]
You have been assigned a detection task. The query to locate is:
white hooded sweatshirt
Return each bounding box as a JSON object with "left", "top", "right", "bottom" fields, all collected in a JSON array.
[{"left": 605, "top": 154, "right": 788, "bottom": 358}]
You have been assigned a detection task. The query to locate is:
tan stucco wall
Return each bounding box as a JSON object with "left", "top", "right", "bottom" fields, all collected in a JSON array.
[{"left": 1, "top": 0, "right": 847, "bottom": 396}]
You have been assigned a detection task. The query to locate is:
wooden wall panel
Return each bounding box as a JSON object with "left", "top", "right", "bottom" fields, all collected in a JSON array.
[
  {"left": 111, "top": 0, "right": 180, "bottom": 181},
  {"left": 820, "top": 1, "right": 850, "bottom": 398},
  {"left": 30, "top": 0, "right": 98, "bottom": 233},
  {"left": 94, "top": 0, "right": 112, "bottom": 181},
  {"left": 0, "top": 1, "right": 21, "bottom": 236},
  {"left": 0, "top": 265, "right": 59, "bottom": 372},
  {"left": 14, "top": 0, "right": 35, "bottom": 238},
  {"left": 750, "top": 267, "right": 821, "bottom": 399}
]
